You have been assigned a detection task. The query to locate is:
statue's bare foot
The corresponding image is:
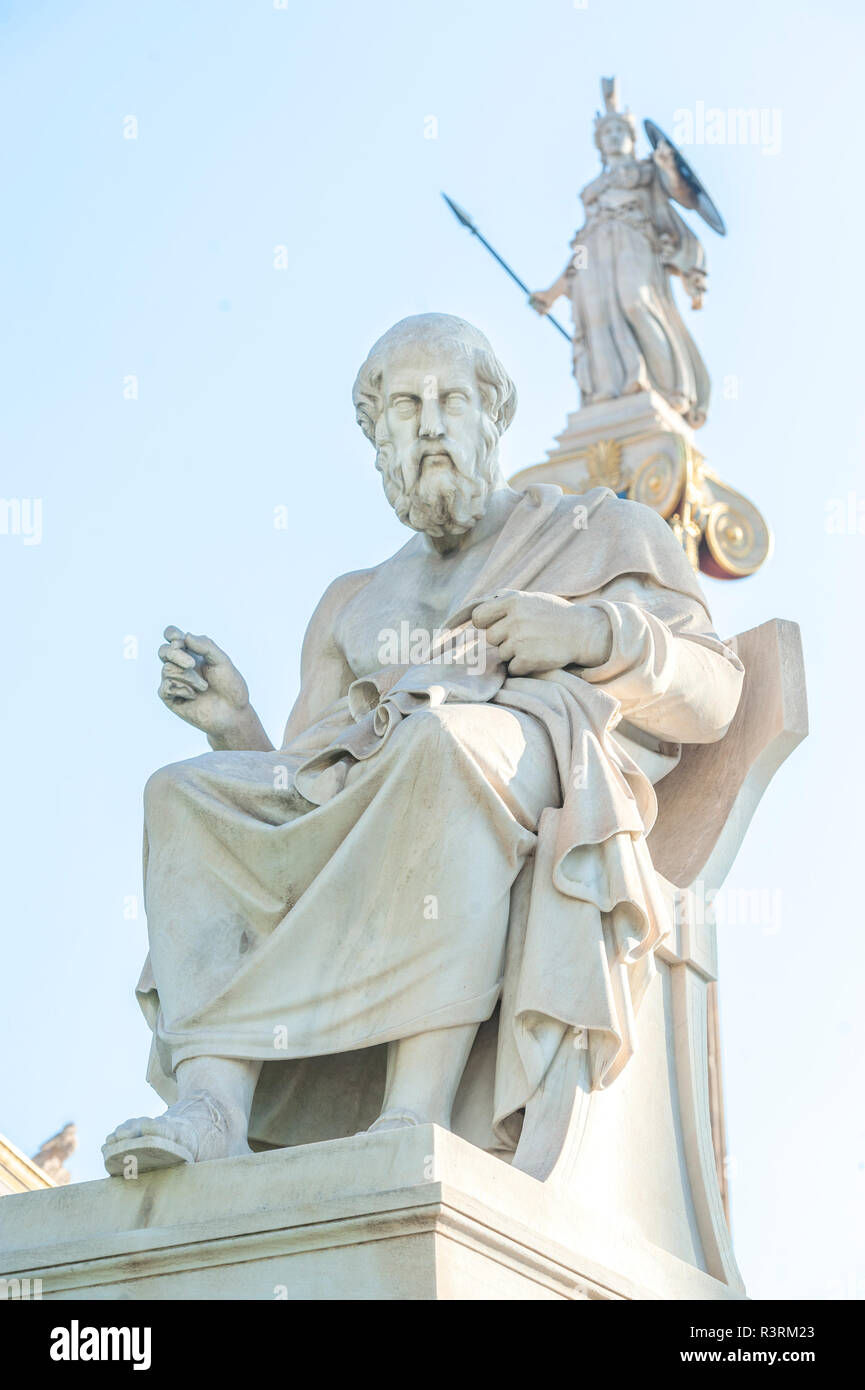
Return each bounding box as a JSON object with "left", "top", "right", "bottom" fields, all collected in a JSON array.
[{"left": 102, "top": 1091, "right": 250, "bottom": 1176}]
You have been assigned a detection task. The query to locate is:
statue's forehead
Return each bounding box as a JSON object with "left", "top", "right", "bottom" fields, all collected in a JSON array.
[{"left": 379, "top": 339, "right": 477, "bottom": 384}]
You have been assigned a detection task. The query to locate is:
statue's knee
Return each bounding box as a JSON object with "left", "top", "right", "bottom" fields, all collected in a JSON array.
[
  {"left": 144, "top": 760, "right": 192, "bottom": 812},
  {"left": 400, "top": 706, "right": 462, "bottom": 755},
  {"left": 401, "top": 705, "right": 485, "bottom": 760}
]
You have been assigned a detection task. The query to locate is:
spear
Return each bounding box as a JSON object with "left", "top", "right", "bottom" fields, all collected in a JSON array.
[{"left": 441, "top": 193, "right": 573, "bottom": 344}]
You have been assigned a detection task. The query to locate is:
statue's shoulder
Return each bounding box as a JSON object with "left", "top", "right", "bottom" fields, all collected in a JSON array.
[
  {"left": 545, "top": 482, "right": 626, "bottom": 524},
  {"left": 580, "top": 171, "right": 607, "bottom": 203},
  {"left": 548, "top": 484, "right": 680, "bottom": 549},
  {"left": 316, "top": 533, "right": 427, "bottom": 618},
  {"left": 539, "top": 484, "right": 706, "bottom": 604},
  {"left": 313, "top": 565, "right": 378, "bottom": 620},
  {"left": 515, "top": 481, "right": 612, "bottom": 522},
  {"left": 514, "top": 481, "right": 627, "bottom": 539},
  {"left": 583, "top": 487, "right": 681, "bottom": 542}
]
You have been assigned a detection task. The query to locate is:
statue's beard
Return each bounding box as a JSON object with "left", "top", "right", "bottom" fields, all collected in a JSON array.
[{"left": 375, "top": 426, "right": 499, "bottom": 538}]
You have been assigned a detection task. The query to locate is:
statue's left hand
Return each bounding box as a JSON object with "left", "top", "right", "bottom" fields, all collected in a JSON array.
[
  {"left": 683, "top": 268, "right": 707, "bottom": 308},
  {"left": 158, "top": 627, "right": 251, "bottom": 737},
  {"left": 654, "top": 137, "right": 677, "bottom": 172},
  {"left": 472, "top": 591, "right": 612, "bottom": 677}
]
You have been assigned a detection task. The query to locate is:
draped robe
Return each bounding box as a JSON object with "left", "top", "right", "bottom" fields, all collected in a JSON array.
[
  {"left": 568, "top": 159, "right": 710, "bottom": 426},
  {"left": 135, "top": 485, "right": 744, "bottom": 1153}
]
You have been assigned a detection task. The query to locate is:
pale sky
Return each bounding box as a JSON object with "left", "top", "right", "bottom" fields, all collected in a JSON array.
[{"left": 1, "top": 0, "right": 862, "bottom": 1300}]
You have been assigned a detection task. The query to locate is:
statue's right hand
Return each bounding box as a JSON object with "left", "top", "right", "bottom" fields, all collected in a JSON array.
[{"left": 158, "top": 626, "right": 250, "bottom": 736}]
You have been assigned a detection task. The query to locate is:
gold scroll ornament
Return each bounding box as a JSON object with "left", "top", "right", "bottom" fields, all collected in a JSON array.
[{"left": 570, "top": 436, "right": 772, "bottom": 580}]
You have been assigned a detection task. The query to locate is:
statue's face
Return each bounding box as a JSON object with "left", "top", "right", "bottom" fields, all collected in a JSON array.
[
  {"left": 375, "top": 344, "right": 496, "bottom": 538},
  {"left": 598, "top": 119, "right": 633, "bottom": 158}
]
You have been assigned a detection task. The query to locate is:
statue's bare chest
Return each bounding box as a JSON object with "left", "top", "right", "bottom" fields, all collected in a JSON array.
[{"left": 336, "top": 545, "right": 495, "bottom": 679}]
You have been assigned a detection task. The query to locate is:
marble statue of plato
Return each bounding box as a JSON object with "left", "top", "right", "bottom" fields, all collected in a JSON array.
[{"left": 102, "top": 312, "right": 744, "bottom": 1177}]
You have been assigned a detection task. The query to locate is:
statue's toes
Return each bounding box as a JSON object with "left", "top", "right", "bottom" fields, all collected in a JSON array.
[
  {"left": 102, "top": 1116, "right": 197, "bottom": 1176},
  {"left": 105, "top": 1117, "right": 146, "bottom": 1144},
  {"left": 138, "top": 1114, "right": 193, "bottom": 1146}
]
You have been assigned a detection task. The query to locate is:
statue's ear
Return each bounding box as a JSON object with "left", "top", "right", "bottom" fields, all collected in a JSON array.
[
  {"left": 351, "top": 364, "right": 384, "bottom": 445},
  {"left": 499, "top": 382, "right": 518, "bottom": 434},
  {"left": 477, "top": 351, "right": 518, "bottom": 435}
]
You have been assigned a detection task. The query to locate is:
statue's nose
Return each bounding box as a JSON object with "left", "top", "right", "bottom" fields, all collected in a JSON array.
[{"left": 419, "top": 397, "right": 445, "bottom": 438}]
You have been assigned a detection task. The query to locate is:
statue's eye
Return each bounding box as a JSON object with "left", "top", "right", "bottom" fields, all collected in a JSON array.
[
  {"left": 445, "top": 393, "right": 468, "bottom": 413},
  {"left": 392, "top": 396, "right": 418, "bottom": 416}
]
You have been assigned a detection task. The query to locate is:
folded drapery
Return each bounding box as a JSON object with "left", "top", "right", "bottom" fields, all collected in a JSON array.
[{"left": 135, "top": 486, "right": 743, "bottom": 1150}]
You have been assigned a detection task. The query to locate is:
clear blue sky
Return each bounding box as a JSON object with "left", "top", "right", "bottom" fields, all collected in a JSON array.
[{"left": 1, "top": 0, "right": 862, "bottom": 1300}]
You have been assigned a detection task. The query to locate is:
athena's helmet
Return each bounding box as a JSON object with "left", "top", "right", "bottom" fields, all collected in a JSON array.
[{"left": 593, "top": 76, "right": 638, "bottom": 157}]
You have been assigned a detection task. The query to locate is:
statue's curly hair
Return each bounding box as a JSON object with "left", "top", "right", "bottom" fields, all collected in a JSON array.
[{"left": 352, "top": 313, "right": 517, "bottom": 445}]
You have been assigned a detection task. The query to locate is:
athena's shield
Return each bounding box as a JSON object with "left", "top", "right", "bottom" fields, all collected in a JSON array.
[{"left": 643, "top": 118, "right": 727, "bottom": 236}]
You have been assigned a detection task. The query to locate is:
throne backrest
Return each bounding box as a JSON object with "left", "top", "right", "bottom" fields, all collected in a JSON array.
[{"left": 647, "top": 618, "right": 809, "bottom": 892}]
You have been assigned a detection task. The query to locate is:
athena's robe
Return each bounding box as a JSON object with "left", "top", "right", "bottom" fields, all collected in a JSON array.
[
  {"left": 135, "top": 486, "right": 743, "bottom": 1153},
  {"left": 568, "top": 160, "right": 710, "bottom": 426}
]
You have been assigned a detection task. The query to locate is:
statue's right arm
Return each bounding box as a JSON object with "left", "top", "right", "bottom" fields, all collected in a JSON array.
[
  {"left": 280, "top": 569, "right": 374, "bottom": 748},
  {"left": 530, "top": 272, "right": 570, "bottom": 315}
]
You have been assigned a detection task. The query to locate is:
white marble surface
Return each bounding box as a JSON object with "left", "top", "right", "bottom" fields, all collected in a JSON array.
[
  {"left": 1, "top": 1126, "right": 747, "bottom": 1301},
  {"left": 531, "top": 79, "right": 711, "bottom": 427},
  {"left": 103, "top": 313, "right": 743, "bottom": 1190}
]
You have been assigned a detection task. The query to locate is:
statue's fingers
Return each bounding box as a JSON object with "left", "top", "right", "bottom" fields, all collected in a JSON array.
[
  {"left": 183, "top": 632, "right": 227, "bottom": 665},
  {"left": 163, "top": 625, "right": 185, "bottom": 643},
  {"left": 497, "top": 638, "right": 517, "bottom": 663},
  {"left": 483, "top": 618, "right": 511, "bottom": 648},
  {"left": 158, "top": 643, "right": 197, "bottom": 668},
  {"left": 472, "top": 598, "right": 511, "bottom": 628},
  {"left": 507, "top": 656, "right": 534, "bottom": 677},
  {"left": 162, "top": 661, "right": 208, "bottom": 691},
  {"left": 159, "top": 680, "right": 196, "bottom": 702}
]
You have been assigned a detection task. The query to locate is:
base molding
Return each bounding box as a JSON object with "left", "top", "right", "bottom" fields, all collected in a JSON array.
[{"left": 0, "top": 1127, "right": 745, "bottom": 1301}]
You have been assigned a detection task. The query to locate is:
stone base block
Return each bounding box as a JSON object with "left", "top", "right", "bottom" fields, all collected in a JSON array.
[{"left": 0, "top": 1126, "right": 744, "bottom": 1301}]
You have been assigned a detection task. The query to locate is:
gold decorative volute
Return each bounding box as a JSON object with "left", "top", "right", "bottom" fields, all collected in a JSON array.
[
  {"left": 582, "top": 439, "right": 623, "bottom": 492},
  {"left": 509, "top": 414, "right": 773, "bottom": 581}
]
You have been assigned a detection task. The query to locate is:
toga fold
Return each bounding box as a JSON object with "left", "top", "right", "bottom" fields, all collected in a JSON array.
[{"left": 135, "top": 486, "right": 743, "bottom": 1153}]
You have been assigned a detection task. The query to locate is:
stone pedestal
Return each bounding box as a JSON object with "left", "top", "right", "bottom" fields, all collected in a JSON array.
[
  {"left": 0, "top": 1125, "right": 744, "bottom": 1301},
  {"left": 511, "top": 391, "right": 696, "bottom": 518},
  {"left": 0, "top": 624, "right": 804, "bottom": 1304},
  {"left": 510, "top": 391, "right": 771, "bottom": 578}
]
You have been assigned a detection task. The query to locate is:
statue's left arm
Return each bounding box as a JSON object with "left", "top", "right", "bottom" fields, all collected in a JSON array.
[
  {"left": 576, "top": 573, "right": 744, "bottom": 744},
  {"left": 472, "top": 579, "right": 743, "bottom": 745},
  {"left": 649, "top": 150, "right": 707, "bottom": 310},
  {"left": 651, "top": 140, "right": 696, "bottom": 214}
]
